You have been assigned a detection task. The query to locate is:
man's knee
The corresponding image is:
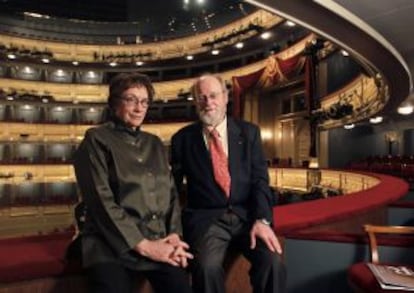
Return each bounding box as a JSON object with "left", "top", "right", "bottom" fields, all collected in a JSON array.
[
  {"left": 194, "top": 255, "right": 224, "bottom": 276},
  {"left": 249, "top": 248, "right": 285, "bottom": 281}
]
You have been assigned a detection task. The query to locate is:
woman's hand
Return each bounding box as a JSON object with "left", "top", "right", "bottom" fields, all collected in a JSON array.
[
  {"left": 135, "top": 238, "right": 179, "bottom": 266},
  {"left": 164, "top": 233, "right": 193, "bottom": 267},
  {"left": 134, "top": 234, "right": 193, "bottom": 267}
]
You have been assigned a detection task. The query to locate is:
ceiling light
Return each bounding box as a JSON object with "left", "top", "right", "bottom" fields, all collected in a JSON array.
[
  {"left": 235, "top": 42, "right": 244, "bottom": 49},
  {"left": 344, "top": 124, "right": 355, "bottom": 130},
  {"left": 86, "top": 71, "right": 96, "bottom": 77},
  {"left": 397, "top": 104, "right": 414, "bottom": 115},
  {"left": 186, "top": 55, "right": 194, "bottom": 60},
  {"left": 260, "top": 32, "right": 271, "bottom": 40},
  {"left": 55, "top": 69, "right": 65, "bottom": 76},
  {"left": 211, "top": 49, "right": 220, "bottom": 55},
  {"left": 23, "top": 12, "right": 49, "bottom": 19},
  {"left": 285, "top": 21, "right": 296, "bottom": 27},
  {"left": 369, "top": 116, "right": 383, "bottom": 124},
  {"left": 23, "top": 66, "right": 33, "bottom": 73}
]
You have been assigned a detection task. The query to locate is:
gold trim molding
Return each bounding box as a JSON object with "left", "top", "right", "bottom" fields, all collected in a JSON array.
[
  {"left": 0, "top": 34, "right": 314, "bottom": 102},
  {"left": 0, "top": 10, "right": 281, "bottom": 62}
]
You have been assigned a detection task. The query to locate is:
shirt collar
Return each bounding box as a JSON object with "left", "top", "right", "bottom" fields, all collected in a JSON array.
[
  {"left": 111, "top": 116, "right": 141, "bottom": 138},
  {"left": 204, "top": 116, "right": 227, "bottom": 138},
  {"left": 215, "top": 116, "right": 227, "bottom": 138}
]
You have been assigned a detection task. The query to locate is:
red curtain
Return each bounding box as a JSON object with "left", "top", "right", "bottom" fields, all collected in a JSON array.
[{"left": 231, "top": 53, "right": 305, "bottom": 118}]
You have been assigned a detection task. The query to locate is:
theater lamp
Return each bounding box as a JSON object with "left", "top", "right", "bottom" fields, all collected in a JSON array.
[
  {"left": 308, "top": 157, "right": 319, "bottom": 169},
  {"left": 307, "top": 157, "right": 321, "bottom": 190},
  {"left": 397, "top": 102, "right": 413, "bottom": 115},
  {"left": 397, "top": 92, "right": 414, "bottom": 115}
]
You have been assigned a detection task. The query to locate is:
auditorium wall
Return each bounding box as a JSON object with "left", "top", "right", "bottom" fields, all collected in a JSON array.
[{"left": 327, "top": 119, "right": 414, "bottom": 168}]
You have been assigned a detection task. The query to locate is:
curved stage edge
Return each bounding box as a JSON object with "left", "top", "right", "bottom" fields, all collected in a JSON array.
[{"left": 271, "top": 169, "right": 409, "bottom": 235}]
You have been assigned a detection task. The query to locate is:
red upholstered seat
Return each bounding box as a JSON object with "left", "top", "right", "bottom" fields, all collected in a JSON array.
[
  {"left": 348, "top": 262, "right": 414, "bottom": 293},
  {"left": 348, "top": 225, "right": 414, "bottom": 293},
  {"left": 0, "top": 231, "right": 79, "bottom": 283}
]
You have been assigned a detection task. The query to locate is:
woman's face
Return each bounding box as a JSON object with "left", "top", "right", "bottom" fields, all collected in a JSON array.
[{"left": 114, "top": 85, "right": 149, "bottom": 129}]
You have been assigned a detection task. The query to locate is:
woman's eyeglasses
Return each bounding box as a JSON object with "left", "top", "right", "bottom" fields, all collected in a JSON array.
[{"left": 121, "top": 96, "right": 150, "bottom": 108}]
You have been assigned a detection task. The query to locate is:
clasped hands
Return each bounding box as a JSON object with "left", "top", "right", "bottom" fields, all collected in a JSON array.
[{"left": 135, "top": 233, "right": 193, "bottom": 268}]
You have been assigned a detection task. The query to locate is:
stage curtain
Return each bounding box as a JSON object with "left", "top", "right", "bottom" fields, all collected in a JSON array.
[{"left": 232, "top": 53, "right": 305, "bottom": 118}]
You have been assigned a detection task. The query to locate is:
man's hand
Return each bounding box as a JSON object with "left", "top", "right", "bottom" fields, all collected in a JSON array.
[{"left": 250, "top": 220, "right": 282, "bottom": 254}]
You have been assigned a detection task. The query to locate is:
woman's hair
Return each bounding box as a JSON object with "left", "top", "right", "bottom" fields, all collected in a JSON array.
[{"left": 107, "top": 72, "right": 155, "bottom": 110}]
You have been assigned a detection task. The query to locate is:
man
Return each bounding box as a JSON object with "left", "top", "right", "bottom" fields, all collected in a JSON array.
[{"left": 171, "top": 74, "right": 286, "bottom": 293}]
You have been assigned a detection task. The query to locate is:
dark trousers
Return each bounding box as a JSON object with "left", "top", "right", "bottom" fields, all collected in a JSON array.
[
  {"left": 87, "top": 262, "right": 192, "bottom": 293},
  {"left": 191, "top": 212, "right": 286, "bottom": 293}
]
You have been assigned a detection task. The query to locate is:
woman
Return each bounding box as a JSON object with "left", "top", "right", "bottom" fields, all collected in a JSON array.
[{"left": 73, "top": 72, "right": 192, "bottom": 293}]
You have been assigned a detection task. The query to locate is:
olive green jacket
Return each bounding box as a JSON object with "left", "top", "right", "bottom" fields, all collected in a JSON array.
[{"left": 73, "top": 120, "right": 182, "bottom": 270}]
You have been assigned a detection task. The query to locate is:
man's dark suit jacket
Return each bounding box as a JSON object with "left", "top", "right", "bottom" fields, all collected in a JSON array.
[{"left": 171, "top": 117, "right": 274, "bottom": 246}]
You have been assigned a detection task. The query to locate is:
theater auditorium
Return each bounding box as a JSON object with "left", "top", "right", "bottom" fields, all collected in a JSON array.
[{"left": 0, "top": 1, "right": 413, "bottom": 292}]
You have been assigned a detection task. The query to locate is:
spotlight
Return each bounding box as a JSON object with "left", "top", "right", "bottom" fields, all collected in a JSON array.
[
  {"left": 285, "top": 21, "right": 296, "bottom": 27},
  {"left": 397, "top": 104, "right": 413, "bottom": 115},
  {"left": 235, "top": 42, "right": 244, "bottom": 49},
  {"left": 260, "top": 32, "right": 271, "bottom": 40},
  {"left": 369, "top": 116, "right": 383, "bottom": 124},
  {"left": 344, "top": 124, "right": 355, "bottom": 130}
]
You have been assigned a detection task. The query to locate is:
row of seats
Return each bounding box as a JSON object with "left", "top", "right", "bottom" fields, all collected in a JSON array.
[
  {"left": 0, "top": 118, "right": 100, "bottom": 124},
  {"left": 0, "top": 158, "right": 72, "bottom": 164},
  {"left": 348, "top": 155, "right": 414, "bottom": 182},
  {"left": 2, "top": 195, "right": 78, "bottom": 207}
]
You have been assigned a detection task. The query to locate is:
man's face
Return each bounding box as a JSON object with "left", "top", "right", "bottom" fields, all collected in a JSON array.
[
  {"left": 114, "top": 86, "right": 149, "bottom": 129},
  {"left": 194, "top": 76, "right": 228, "bottom": 127}
]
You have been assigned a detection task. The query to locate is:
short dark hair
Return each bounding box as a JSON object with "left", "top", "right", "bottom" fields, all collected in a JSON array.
[{"left": 107, "top": 72, "right": 155, "bottom": 110}]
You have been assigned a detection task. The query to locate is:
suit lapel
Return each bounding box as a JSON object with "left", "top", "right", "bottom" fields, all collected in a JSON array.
[
  {"left": 191, "top": 122, "right": 211, "bottom": 166},
  {"left": 227, "top": 118, "right": 244, "bottom": 194}
]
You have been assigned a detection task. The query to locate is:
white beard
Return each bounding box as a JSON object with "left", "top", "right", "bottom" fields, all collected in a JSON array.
[{"left": 199, "top": 109, "right": 225, "bottom": 126}]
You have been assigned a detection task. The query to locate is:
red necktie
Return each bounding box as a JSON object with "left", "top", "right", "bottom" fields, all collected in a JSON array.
[{"left": 209, "top": 129, "right": 231, "bottom": 197}]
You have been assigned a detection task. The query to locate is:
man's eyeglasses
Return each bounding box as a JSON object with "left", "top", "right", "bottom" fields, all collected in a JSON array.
[
  {"left": 195, "top": 90, "right": 225, "bottom": 103},
  {"left": 121, "top": 96, "right": 150, "bottom": 108}
]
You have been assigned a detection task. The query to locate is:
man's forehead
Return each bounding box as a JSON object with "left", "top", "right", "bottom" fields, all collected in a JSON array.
[{"left": 198, "top": 77, "right": 221, "bottom": 91}]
